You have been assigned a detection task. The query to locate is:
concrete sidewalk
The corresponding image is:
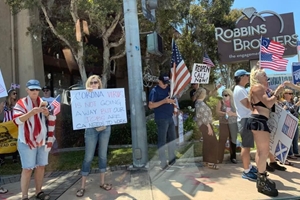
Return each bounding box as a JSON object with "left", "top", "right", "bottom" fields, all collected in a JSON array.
[{"left": 2, "top": 158, "right": 300, "bottom": 200}]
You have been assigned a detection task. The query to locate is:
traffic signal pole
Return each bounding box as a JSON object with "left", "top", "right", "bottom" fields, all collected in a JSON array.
[{"left": 123, "top": 0, "right": 148, "bottom": 168}]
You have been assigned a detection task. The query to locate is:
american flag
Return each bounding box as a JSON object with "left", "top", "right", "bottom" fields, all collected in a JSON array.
[
  {"left": 203, "top": 52, "right": 215, "bottom": 67},
  {"left": 260, "top": 52, "right": 288, "bottom": 71},
  {"left": 170, "top": 40, "right": 191, "bottom": 97},
  {"left": 261, "top": 37, "right": 285, "bottom": 56},
  {"left": 297, "top": 41, "right": 300, "bottom": 51},
  {"left": 282, "top": 114, "right": 297, "bottom": 138},
  {"left": 51, "top": 95, "right": 61, "bottom": 116}
]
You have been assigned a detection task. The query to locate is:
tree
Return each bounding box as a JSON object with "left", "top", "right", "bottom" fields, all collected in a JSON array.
[{"left": 6, "top": 0, "right": 126, "bottom": 87}]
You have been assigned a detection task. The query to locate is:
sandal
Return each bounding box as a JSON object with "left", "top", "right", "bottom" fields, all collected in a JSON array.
[
  {"left": 206, "top": 163, "right": 219, "bottom": 170},
  {"left": 284, "top": 159, "right": 294, "bottom": 166},
  {"left": 288, "top": 155, "right": 298, "bottom": 160},
  {"left": 76, "top": 188, "right": 85, "bottom": 197},
  {"left": 100, "top": 183, "right": 112, "bottom": 191},
  {"left": 35, "top": 191, "right": 50, "bottom": 200},
  {"left": 0, "top": 187, "right": 8, "bottom": 194}
]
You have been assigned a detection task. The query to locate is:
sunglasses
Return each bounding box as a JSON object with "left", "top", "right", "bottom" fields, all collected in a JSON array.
[
  {"left": 223, "top": 94, "right": 229, "bottom": 97},
  {"left": 29, "top": 89, "right": 40, "bottom": 91},
  {"left": 285, "top": 93, "right": 293, "bottom": 95},
  {"left": 90, "top": 81, "right": 99, "bottom": 85},
  {"left": 12, "top": 92, "right": 17, "bottom": 95},
  {"left": 43, "top": 89, "right": 49, "bottom": 92}
]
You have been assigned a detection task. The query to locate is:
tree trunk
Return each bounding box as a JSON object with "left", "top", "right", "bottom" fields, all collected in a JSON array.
[
  {"left": 74, "top": 42, "right": 87, "bottom": 85},
  {"left": 102, "top": 39, "right": 110, "bottom": 88}
]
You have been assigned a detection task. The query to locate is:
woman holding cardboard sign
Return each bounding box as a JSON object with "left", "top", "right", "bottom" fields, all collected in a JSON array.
[{"left": 76, "top": 75, "right": 112, "bottom": 198}]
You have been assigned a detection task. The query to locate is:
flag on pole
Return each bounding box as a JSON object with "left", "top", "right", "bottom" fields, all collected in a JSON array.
[
  {"left": 261, "top": 37, "right": 285, "bottom": 56},
  {"left": 51, "top": 95, "right": 61, "bottom": 116},
  {"left": 203, "top": 52, "right": 215, "bottom": 67},
  {"left": 170, "top": 40, "right": 191, "bottom": 97},
  {"left": 297, "top": 41, "right": 300, "bottom": 51},
  {"left": 260, "top": 52, "right": 288, "bottom": 71}
]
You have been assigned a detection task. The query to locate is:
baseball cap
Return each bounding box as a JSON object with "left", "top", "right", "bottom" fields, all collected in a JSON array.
[
  {"left": 42, "top": 85, "right": 51, "bottom": 91},
  {"left": 26, "top": 79, "right": 41, "bottom": 90},
  {"left": 158, "top": 74, "right": 170, "bottom": 84},
  {"left": 234, "top": 69, "right": 250, "bottom": 77}
]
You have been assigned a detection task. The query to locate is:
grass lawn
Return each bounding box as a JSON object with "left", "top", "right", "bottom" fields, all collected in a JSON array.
[{"left": 0, "top": 143, "right": 204, "bottom": 176}]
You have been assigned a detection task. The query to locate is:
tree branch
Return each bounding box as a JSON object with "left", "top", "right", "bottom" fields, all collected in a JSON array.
[
  {"left": 70, "top": 0, "right": 79, "bottom": 24},
  {"left": 108, "top": 21, "right": 125, "bottom": 48},
  {"left": 40, "top": 3, "right": 77, "bottom": 58},
  {"left": 103, "top": 12, "right": 122, "bottom": 39},
  {"left": 110, "top": 50, "right": 126, "bottom": 61}
]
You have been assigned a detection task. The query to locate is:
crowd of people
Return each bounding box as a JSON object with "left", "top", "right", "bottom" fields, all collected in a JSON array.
[
  {"left": 0, "top": 66, "right": 299, "bottom": 198},
  {"left": 149, "top": 67, "right": 300, "bottom": 198}
]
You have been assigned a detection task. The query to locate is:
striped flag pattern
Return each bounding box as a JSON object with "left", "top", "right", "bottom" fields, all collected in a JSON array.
[
  {"left": 51, "top": 95, "right": 61, "bottom": 116},
  {"left": 261, "top": 37, "right": 285, "bottom": 56},
  {"left": 203, "top": 52, "right": 215, "bottom": 67},
  {"left": 45, "top": 115, "right": 56, "bottom": 152},
  {"left": 282, "top": 114, "right": 297, "bottom": 138},
  {"left": 170, "top": 40, "right": 191, "bottom": 97}
]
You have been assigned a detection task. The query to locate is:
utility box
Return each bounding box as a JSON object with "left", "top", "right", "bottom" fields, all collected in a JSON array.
[{"left": 147, "top": 32, "right": 163, "bottom": 56}]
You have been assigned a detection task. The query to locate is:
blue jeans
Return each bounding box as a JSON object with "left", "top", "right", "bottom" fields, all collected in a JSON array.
[
  {"left": 81, "top": 126, "right": 111, "bottom": 176},
  {"left": 289, "top": 127, "right": 299, "bottom": 155},
  {"left": 155, "top": 118, "right": 176, "bottom": 167}
]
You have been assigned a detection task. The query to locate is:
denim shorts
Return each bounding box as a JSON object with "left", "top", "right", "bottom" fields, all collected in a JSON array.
[{"left": 18, "top": 140, "right": 49, "bottom": 169}]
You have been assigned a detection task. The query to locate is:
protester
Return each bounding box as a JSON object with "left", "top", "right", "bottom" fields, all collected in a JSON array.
[
  {"left": 148, "top": 74, "right": 176, "bottom": 170},
  {"left": 76, "top": 75, "right": 112, "bottom": 197},
  {"left": 281, "top": 88, "right": 300, "bottom": 160},
  {"left": 195, "top": 87, "right": 219, "bottom": 169},
  {"left": 0, "top": 89, "right": 19, "bottom": 164},
  {"left": 216, "top": 89, "right": 238, "bottom": 164},
  {"left": 41, "top": 86, "right": 58, "bottom": 154},
  {"left": 13, "top": 79, "right": 52, "bottom": 200},
  {"left": 190, "top": 83, "right": 199, "bottom": 102},
  {"left": 233, "top": 69, "right": 258, "bottom": 181},
  {"left": 247, "top": 66, "right": 284, "bottom": 197}
]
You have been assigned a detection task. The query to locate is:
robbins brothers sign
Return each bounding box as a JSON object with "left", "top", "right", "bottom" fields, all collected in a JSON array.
[{"left": 215, "top": 7, "right": 297, "bottom": 63}]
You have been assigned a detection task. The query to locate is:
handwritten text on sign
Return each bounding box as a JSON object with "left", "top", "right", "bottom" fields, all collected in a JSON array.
[
  {"left": 191, "top": 63, "right": 211, "bottom": 84},
  {"left": 70, "top": 88, "right": 127, "bottom": 130}
]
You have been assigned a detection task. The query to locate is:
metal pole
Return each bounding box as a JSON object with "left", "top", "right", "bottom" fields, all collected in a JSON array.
[{"left": 123, "top": 0, "right": 148, "bottom": 168}]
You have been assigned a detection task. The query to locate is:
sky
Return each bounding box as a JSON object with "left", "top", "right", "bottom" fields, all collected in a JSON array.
[{"left": 231, "top": 0, "right": 300, "bottom": 75}]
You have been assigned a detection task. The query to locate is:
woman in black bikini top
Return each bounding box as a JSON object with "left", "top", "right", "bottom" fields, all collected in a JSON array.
[{"left": 246, "top": 66, "right": 284, "bottom": 197}]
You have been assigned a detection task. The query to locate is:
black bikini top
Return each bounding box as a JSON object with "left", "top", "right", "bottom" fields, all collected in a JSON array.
[{"left": 251, "top": 101, "right": 268, "bottom": 109}]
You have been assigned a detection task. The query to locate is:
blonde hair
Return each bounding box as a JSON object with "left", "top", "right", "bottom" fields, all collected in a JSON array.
[
  {"left": 194, "top": 87, "right": 206, "bottom": 100},
  {"left": 222, "top": 88, "right": 235, "bottom": 108},
  {"left": 85, "top": 75, "right": 102, "bottom": 89},
  {"left": 250, "top": 65, "right": 265, "bottom": 86}
]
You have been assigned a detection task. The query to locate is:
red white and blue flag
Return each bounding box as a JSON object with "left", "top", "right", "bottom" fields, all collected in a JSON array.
[
  {"left": 170, "top": 40, "right": 191, "bottom": 97},
  {"left": 297, "top": 41, "right": 300, "bottom": 51},
  {"left": 261, "top": 37, "right": 285, "bottom": 56},
  {"left": 260, "top": 52, "right": 288, "bottom": 71},
  {"left": 282, "top": 114, "right": 297, "bottom": 139},
  {"left": 260, "top": 37, "right": 287, "bottom": 71},
  {"left": 51, "top": 95, "right": 61, "bottom": 116},
  {"left": 203, "top": 52, "right": 215, "bottom": 67}
]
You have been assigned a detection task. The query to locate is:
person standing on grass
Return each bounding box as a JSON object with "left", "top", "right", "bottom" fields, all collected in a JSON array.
[
  {"left": 13, "top": 79, "right": 52, "bottom": 200},
  {"left": 76, "top": 75, "right": 112, "bottom": 198},
  {"left": 148, "top": 74, "right": 176, "bottom": 170},
  {"left": 233, "top": 69, "right": 258, "bottom": 181}
]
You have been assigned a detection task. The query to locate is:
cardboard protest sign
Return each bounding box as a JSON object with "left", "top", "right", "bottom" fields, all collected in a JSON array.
[
  {"left": 70, "top": 88, "right": 127, "bottom": 130},
  {"left": 268, "top": 104, "right": 297, "bottom": 164},
  {"left": 0, "top": 70, "right": 8, "bottom": 98},
  {"left": 191, "top": 63, "right": 210, "bottom": 84},
  {"left": 0, "top": 121, "right": 18, "bottom": 154}
]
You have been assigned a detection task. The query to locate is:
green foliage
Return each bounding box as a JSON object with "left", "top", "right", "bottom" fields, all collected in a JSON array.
[{"left": 206, "top": 96, "right": 222, "bottom": 120}]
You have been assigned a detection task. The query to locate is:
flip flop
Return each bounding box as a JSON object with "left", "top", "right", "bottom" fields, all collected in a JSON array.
[
  {"left": 100, "top": 183, "right": 112, "bottom": 191},
  {"left": 284, "top": 159, "right": 294, "bottom": 166},
  {"left": 76, "top": 188, "right": 85, "bottom": 197}
]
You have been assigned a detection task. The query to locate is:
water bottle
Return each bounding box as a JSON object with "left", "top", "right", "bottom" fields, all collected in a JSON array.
[{"left": 225, "top": 113, "right": 228, "bottom": 119}]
